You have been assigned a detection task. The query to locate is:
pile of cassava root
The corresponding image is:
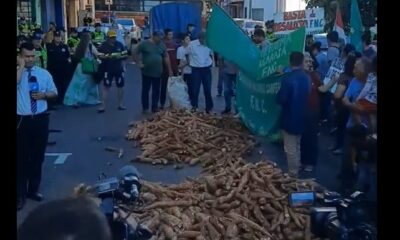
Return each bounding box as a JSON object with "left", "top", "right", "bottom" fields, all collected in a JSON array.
[
  {"left": 122, "top": 110, "right": 323, "bottom": 239},
  {"left": 126, "top": 160, "right": 322, "bottom": 240},
  {"left": 126, "top": 110, "right": 257, "bottom": 170}
]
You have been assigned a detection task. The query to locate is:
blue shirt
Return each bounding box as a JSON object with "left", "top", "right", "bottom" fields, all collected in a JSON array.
[
  {"left": 344, "top": 78, "right": 365, "bottom": 128},
  {"left": 276, "top": 68, "right": 311, "bottom": 135},
  {"left": 315, "top": 52, "right": 329, "bottom": 80},
  {"left": 17, "top": 66, "right": 58, "bottom": 115}
]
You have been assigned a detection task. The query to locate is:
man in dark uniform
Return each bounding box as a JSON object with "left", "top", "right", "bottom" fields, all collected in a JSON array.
[
  {"left": 47, "top": 31, "right": 71, "bottom": 105},
  {"left": 97, "top": 30, "right": 128, "bottom": 112},
  {"left": 17, "top": 42, "right": 58, "bottom": 210}
]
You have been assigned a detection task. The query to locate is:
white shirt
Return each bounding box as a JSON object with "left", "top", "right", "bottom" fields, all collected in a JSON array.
[
  {"left": 187, "top": 40, "right": 213, "bottom": 68},
  {"left": 177, "top": 45, "right": 192, "bottom": 74},
  {"left": 17, "top": 66, "right": 58, "bottom": 115}
]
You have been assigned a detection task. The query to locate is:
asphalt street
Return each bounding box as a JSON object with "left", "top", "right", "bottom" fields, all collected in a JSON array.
[{"left": 17, "top": 63, "right": 376, "bottom": 225}]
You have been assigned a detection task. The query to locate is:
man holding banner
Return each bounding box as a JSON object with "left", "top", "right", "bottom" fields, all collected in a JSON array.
[{"left": 276, "top": 52, "right": 311, "bottom": 177}]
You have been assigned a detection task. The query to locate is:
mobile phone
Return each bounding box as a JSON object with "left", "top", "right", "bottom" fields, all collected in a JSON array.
[{"left": 289, "top": 191, "right": 315, "bottom": 208}]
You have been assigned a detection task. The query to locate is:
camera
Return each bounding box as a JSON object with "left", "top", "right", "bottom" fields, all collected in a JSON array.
[
  {"left": 93, "top": 165, "right": 152, "bottom": 240},
  {"left": 289, "top": 191, "right": 376, "bottom": 240}
]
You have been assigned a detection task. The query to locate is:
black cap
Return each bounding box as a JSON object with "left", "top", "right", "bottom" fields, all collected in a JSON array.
[
  {"left": 50, "top": 22, "right": 56, "bottom": 26},
  {"left": 70, "top": 28, "right": 78, "bottom": 33}
]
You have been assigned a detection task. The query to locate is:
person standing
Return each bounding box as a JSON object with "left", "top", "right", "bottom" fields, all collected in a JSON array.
[
  {"left": 97, "top": 30, "right": 128, "bottom": 112},
  {"left": 300, "top": 52, "right": 321, "bottom": 172},
  {"left": 160, "top": 28, "right": 178, "bottom": 109},
  {"left": 187, "top": 31, "right": 214, "bottom": 113},
  {"left": 220, "top": 57, "right": 238, "bottom": 114},
  {"left": 186, "top": 23, "right": 196, "bottom": 40},
  {"left": 92, "top": 23, "right": 106, "bottom": 48},
  {"left": 63, "top": 33, "right": 101, "bottom": 107},
  {"left": 31, "top": 31, "right": 48, "bottom": 69},
  {"left": 177, "top": 34, "right": 192, "bottom": 102},
  {"left": 17, "top": 42, "right": 58, "bottom": 210},
  {"left": 311, "top": 42, "right": 329, "bottom": 80},
  {"left": 133, "top": 31, "right": 172, "bottom": 113},
  {"left": 44, "top": 22, "right": 57, "bottom": 44},
  {"left": 47, "top": 31, "right": 71, "bottom": 106},
  {"left": 276, "top": 52, "right": 311, "bottom": 177}
]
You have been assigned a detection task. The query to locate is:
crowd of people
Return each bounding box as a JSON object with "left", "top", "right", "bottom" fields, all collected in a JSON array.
[{"left": 16, "top": 14, "right": 377, "bottom": 213}]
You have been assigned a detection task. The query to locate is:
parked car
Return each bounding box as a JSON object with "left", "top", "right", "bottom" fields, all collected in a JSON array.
[
  {"left": 115, "top": 18, "right": 136, "bottom": 32},
  {"left": 233, "top": 18, "right": 265, "bottom": 36}
]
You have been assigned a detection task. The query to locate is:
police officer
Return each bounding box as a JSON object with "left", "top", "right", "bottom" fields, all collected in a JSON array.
[
  {"left": 31, "top": 31, "right": 48, "bottom": 69},
  {"left": 18, "top": 17, "right": 30, "bottom": 37},
  {"left": 47, "top": 31, "right": 71, "bottom": 105},
  {"left": 17, "top": 42, "right": 58, "bottom": 211},
  {"left": 67, "top": 28, "right": 80, "bottom": 55},
  {"left": 91, "top": 23, "right": 106, "bottom": 48},
  {"left": 97, "top": 30, "right": 128, "bottom": 112},
  {"left": 265, "top": 20, "right": 278, "bottom": 43}
]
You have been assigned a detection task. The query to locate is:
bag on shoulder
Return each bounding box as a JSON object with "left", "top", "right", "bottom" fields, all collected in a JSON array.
[{"left": 81, "top": 44, "right": 99, "bottom": 74}]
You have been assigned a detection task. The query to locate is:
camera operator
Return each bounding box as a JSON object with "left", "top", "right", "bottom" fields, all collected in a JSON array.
[
  {"left": 18, "top": 197, "right": 112, "bottom": 240},
  {"left": 18, "top": 195, "right": 142, "bottom": 240}
]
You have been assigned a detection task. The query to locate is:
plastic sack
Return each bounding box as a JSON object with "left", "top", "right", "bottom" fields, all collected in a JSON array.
[{"left": 167, "top": 76, "right": 191, "bottom": 109}]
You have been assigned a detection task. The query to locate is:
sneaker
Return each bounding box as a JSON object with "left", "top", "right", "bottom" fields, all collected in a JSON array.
[
  {"left": 221, "top": 109, "right": 231, "bottom": 115},
  {"left": 304, "top": 165, "right": 315, "bottom": 172},
  {"left": 332, "top": 148, "right": 343, "bottom": 155}
]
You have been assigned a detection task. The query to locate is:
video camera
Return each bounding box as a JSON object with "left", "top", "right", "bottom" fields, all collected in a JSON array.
[
  {"left": 289, "top": 191, "right": 376, "bottom": 240},
  {"left": 93, "top": 165, "right": 152, "bottom": 240}
]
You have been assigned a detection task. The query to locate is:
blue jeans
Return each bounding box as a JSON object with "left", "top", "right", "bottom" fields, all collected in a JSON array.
[
  {"left": 191, "top": 67, "right": 213, "bottom": 111},
  {"left": 223, "top": 73, "right": 237, "bottom": 111},
  {"left": 141, "top": 74, "right": 160, "bottom": 112},
  {"left": 217, "top": 73, "right": 223, "bottom": 95},
  {"left": 300, "top": 111, "right": 319, "bottom": 166},
  {"left": 320, "top": 92, "right": 333, "bottom": 122}
]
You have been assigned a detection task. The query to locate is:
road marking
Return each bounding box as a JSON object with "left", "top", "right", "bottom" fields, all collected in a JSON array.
[{"left": 45, "top": 153, "right": 72, "bottom": 165}]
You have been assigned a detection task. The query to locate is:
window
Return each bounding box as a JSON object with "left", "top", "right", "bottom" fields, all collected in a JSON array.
[
  {"left": 17, "top": 0, "right": 32, "bottom": 22},
  {"left": 251, "top": 8, "right": 264, "bottom": 21}
]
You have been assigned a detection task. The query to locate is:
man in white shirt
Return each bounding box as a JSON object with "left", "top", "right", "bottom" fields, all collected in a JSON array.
[
  {"left": 17, "top": 42, "right": 58, "bottom": 211},
  {"left": 187, "top": 31, "right": 214, "bottom": 113}
]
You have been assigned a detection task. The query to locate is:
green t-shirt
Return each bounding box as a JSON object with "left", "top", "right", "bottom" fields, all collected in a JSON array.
[{"left": 137, "top": 40, "right": 166, "bottom": 78}]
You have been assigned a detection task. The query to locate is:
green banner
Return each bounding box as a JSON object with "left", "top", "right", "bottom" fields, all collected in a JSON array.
[
  {"left": 206, "top": 4, "right": 306, "bottom": 136},
  {"left": 205, "top": 4, "right": 260, "bottom": 80}
]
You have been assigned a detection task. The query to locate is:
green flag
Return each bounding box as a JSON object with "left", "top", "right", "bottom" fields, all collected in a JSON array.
[
  {"left": 206, "top": 4, "right": 306, "bottom": 136},
  {"left": 237, "top": 28, "right": 306, "bottom": 136},
  {"left": 350, "top": 0, "right": 363, "bottom": 52},
  {"left": 205, "top": 4, "right": 260, "bottom": 80}
]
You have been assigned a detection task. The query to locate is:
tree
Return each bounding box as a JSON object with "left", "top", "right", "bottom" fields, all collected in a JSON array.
[{"left": 305, "top": 0, "right": 377, "bottom": 34}]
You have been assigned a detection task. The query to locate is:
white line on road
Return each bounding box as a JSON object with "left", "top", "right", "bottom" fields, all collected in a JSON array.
[{"left": 45, "top": 153, "right": 72, "bottom": 165}]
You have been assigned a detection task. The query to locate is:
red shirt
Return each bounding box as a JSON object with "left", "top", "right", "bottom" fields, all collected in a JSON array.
[
  {"left": 163, "top": 39, "right": 178, "bottom": 75},
  {"left": 307, "top": 71, "right": 322, "bottom": 111}
]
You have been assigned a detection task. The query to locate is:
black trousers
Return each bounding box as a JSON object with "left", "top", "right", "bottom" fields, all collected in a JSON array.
[
  {"left": 17, "top": 113, "right": 49, "bottom": 199},
  {"left": 49, "top": 66, "right": 71, "bottom": 105},
  {"left": 160, "top": 70, "right": 169, "bottom": 107},
  {"left": 142, "top": 74, "right": 161, "bottom": 112}
]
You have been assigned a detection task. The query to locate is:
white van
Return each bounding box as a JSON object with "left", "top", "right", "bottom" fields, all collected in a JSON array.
[{"left": 233, "top": 18, "right": 265, "bottom": 36}]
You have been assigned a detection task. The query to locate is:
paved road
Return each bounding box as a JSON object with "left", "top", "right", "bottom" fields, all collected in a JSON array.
[{"left": 17, "top": 63, "right": 376, "bottom": 225}]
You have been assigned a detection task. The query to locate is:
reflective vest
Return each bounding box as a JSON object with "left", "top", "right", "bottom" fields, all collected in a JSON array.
[
  {"left": 18, "top": 23, "right": 30, "bottom": 36},
  {"left": 92, "top": 31, "right": 105, "bottom": 44},
  {"left": 266, "top": 32, "right": 278, "bottom": 43},
  {"left": 67, "top": 37, "right": 80, "bottom": 48},
  {"left": 34, "top": 46, "right": 47, "bottom": 69}
]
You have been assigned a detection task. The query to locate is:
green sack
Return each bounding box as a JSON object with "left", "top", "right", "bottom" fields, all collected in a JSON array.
[
  {"left": 81, "top": 44, "right": 99, "bottom": 74},
  {"left": 81, "top": 58, "right": 98, "bottom": 74}
]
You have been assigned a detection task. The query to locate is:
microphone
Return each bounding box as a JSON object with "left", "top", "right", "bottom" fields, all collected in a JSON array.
[{"left": 28, "top": 76, "right": 39, "bottom": 98}]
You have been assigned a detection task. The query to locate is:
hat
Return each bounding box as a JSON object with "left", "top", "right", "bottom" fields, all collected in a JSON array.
[
  {"left": 32, "top": 32, "right": 42, "bottom": 40},
  {"left": 107, "top": 30, "right": 117, "bottom": 37},
  {"left": 54, "top": 31, "right": 61, "bottom": 37}
]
